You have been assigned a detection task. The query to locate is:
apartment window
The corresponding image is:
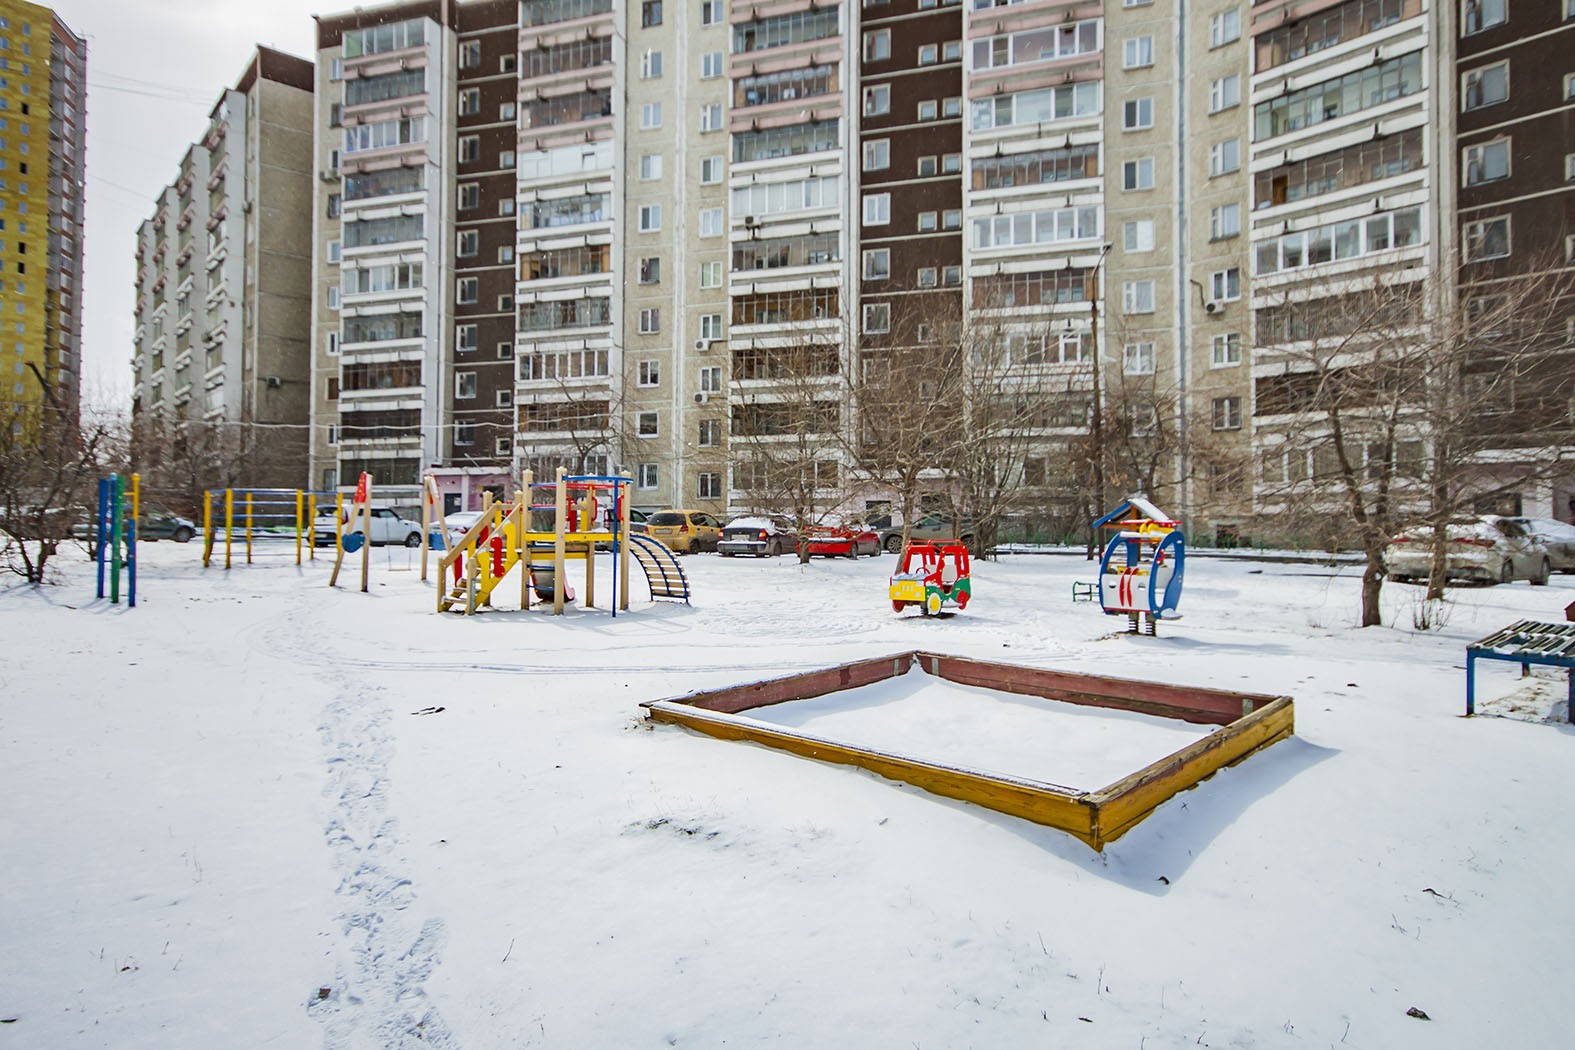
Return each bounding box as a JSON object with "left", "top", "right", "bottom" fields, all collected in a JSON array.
[
  {"left": 943, "top": 40, "right": 962, "bottom": 61},
  {"left": 942, "top": 153, "right": 962, "bottom": 174},
  {"left": 497, "top": 288, "right": 513, "bottom": 307},
  {"left": 1123, "top": 36, "right": 1154, "bottom": 69},
  {"left": 917, "top": 267, "right": 938, "bottom": 288},
  {"left": 943, "top": 265, "right": 962, "bottom": 287},
  {"left": 1123, "top": 342, "right": 1155, "bottom": 375},
  {"left": 1210, "top": 203, "right": 1241, "bottom": 240},
  {"left": 863, "top": 85, "right": 891, "bottom": 116},
  {"left": 701, "top": 51, "right": 724, "bottom": 79},
  {"left": 1210, "top": 74, "right": 1240, "bottom": 113},
  {"left": 457, "top": 277, "right": 478, "bottom": 304},
  {"left": 326, "top": 239, "right": 342, "bottom": 263},
  {"left": 457, "top": 323, "right": 478, "bottom": 352},
  {"left": 698, "top": 366, "right": 723, "bottom": 393},
  {"left": 459, "top": 88, "right": 480, "bottom": 116},
  {"left": 1464, "top": 139, "right": 1510, "bottom": 185},
  {"left": 455, "top": 184, "right": 477, "bottom": 211},
  {"left": 498, "top": 341, "right": 513, "bottom": 360},
  {"left": 459, "top": 136, "right": 479, "bottom": 163},
  {"left": 700, "top": 104, "right": 723, "bottom": 132},
  {"left": 1464, "top": 216, "right": 1510, "bottom": 261},
  {"left": 700, "top": 313, "right": 724, "bottom": 340},
  {"left": 864, "top": 30, "right": 891, "bottom": 62},
  {"left": 641, "top": 102, "right": 662, "bottom": 129},
  {"left": 1462, "top": 62, "right": 1508, "bottom": 110},
  {"left": 862, "top": 248, "right": 891, "bottom": 280},
  {"left": 1122, "top": 158, "right": 1154, "bottom": 190},
  {"left": 638, "top": 256, "right": 661, "bottom": 284},
  {"left": 459, "top": 41, "right": 480, "bottom": 69},
  {"left": 1123, "top": 220, "right": 1155, "bottom": 252},
  {"left": 495, "top": 390, "right": 513, "bottom": 410},
  {"left": 327, "top": 194, "right": 342, "bottom": 218},
  {"left": 702, "top": 0, "right": 724, "bottom": 26},
  {"left": 918, "top": 44, "right": 939, "bottom": 65},
  {"left": 1566, "top": 73, "right": 1575, "bottom": 101},
  {"left": 1567, "top": 153, "right": 1575, "bottom": 182},
  {"left": 1210, "top": 267, "right": 1241, "bottom": 301},
  {"left": 1212, "top": 332, "right": 1242, "bottom": 367},
  {"left": 698, "top": 473, "right": 722, "bottom": 500},
  {"left": 500, "top": 150, "right": 515, "bottom": 169},
  {"left": 639, "top": 204, "right": 661, "bottom": 231},
  {"left": 455, "top": 371, "right": 477, "bottom": 399},
  {"left": 637, "top": 463, "right": 658, "bottom": 489},
  {"left": 700, "top": 156, "right": 723, "bottom": 184},
  {"left": 641, "top": 49, "right": 663, "bottom": 79},
  {"left": 638, "top": 360, "right": 660, "bottom": 387},
  {"left": 699, "top": 419, "right": 720, "bottom": 447},
  {"left": 700, "top": 261, "right": 723, "bottom": 288},
  {"left": 917, "top": 100, "right": 938, "bottom": 121},
  {"left": 639, "top": 307, "right": 661, "bottom": 334},
  {"left": 500, "top": 102, "right": 516, "bottom": 121},
  {"left": 1463, "top": 0, "right": 1506, "bottom": 34},
  {"left": 1123, "top": 98, "right": 1154, "bottom": 131},
  {"left": 914, "top": 211, "right": 937, "bottom": 233},
  {"left": 917, "top": 156, "right": 938, "bottom": 176},
  {"left": 1123, "top": 280, "right": 1155, "bottom": 314},
  {"left": 500, "top": 54, "right": 516, "bottom": 73},
  {"left": 1210, "top": 138, "right": 1241, "bottom": 176},
  {"left": 863, "top": 193, "right": 890, "bottom": 226},
  {"left": 640, "top": 154, "right": 663, "bottom": 180},
  {"left": 325, "top": 331, "right": 340, "bottom": 356},
  {"left": 642, "top": 1, "right": 663, "bottom": 28},
  {"left": 1212, "top": 396, "right": 1243, "bottom": 431},
  {"left": 457, "top": 229, "right": 478, "bottom": 257},
  {"left": 863, "top": 139, "right": 890, "bottom": 171},
  {"left": 943, "top": 96, "right": 962, "bottom": 118},
  {"left": 863, "top": 302, "right": 891, "bottom": 333},
  {"left": 1210, "top": 7, "right": 1241, "bottom": 47},
  {"left": 637, "top": 411, "right": 659, "bottom": 437},
  {"left": 700, "top": 208, "right": 723, "bottom": 237}
]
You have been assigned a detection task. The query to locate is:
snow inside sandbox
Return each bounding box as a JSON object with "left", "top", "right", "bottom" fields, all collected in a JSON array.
[{"left": 736, "top": 670, "right": 1217, "bottom": 789}]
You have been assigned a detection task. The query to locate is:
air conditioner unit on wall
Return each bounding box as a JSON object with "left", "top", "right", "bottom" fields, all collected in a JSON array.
[
  {"left": 1204, "top": 300, "right": 1223, "bottom": 315},
  {"left": 694, "top": 392, "right": 709, "bottom": 404}
]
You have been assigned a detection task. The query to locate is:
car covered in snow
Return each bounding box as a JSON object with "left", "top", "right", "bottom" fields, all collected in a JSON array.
[
  {"left": 805, "top": 516, "right": 880, "bottom": 558},
  {"left": 1384, "top": 515, "right": 1551, "bottom": 586},
  {"left": 718, "top": 515, "right": 800, "bottom": 557}
]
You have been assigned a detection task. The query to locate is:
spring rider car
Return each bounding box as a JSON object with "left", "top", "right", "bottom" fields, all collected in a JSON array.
[{"left": 890, "top": 540, "right": 972, "bottom": 616}]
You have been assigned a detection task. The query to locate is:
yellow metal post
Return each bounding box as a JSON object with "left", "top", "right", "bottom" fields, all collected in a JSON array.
[
  {"left": 295, "top": 490, "right": 304, "bottom": 565},
  {"left": 307, "top": 493, "right": 316, "bottom": 562},
  {"left": 224, "top": 489, "right": 233, "bottom": 570},
  {"left": 202, "top": 490, "right": 213, "bottom": 568},
  {"left": 245, "top": 493, "right": 254, "bottom": 565}
]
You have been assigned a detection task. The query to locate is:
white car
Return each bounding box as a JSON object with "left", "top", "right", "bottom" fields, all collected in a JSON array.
[
  {"left": 443, "top": 510, "right": 488, "bottom": 548},
  {"left": 1385, "top": 516, "right": 1551, "bottom": 586},
  {"left": 1526, "top": 518, "right": 1575, "bottom": 573},
  {"left": 312, "top": 506, "right": 425, "bottom": 548}
]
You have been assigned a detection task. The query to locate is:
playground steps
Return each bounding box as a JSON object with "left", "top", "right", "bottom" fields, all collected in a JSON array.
[{"left": 627, "top": 533, "right": 690, "bottom": 603}]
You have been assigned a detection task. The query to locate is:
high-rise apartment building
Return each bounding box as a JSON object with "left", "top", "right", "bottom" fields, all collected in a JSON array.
[
  {"left": 0, "top": 0, "right": 84, "bottom": 420},
  {"left": 131, "top": 47, "right": 314, "bottom": 488},
  {"left": 299, "top": 0, "right": 1570, "bottom": 531}
]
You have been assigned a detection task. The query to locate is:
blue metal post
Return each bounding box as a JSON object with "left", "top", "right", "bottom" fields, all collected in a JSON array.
[
  {"left": 1465, "top": 650, "right": 1476, "bottom": 717},
  {"left": 127, "top": 519, "right": 137, "bottom": 608},
  {"left": 94, "top": 477, "right": 109, "bottom": 599}
]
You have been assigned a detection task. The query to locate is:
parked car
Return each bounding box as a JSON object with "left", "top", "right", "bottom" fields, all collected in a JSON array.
[
  {"left": 806, "top": 516, "right": 880, "bottom": 558},
  {"left": 644, "top": 509, "right": 723, "bottom": 553},
  {"left": 312, "top": 506, "right": 425, "bottom": 548},
  {"left": 443, "top": 510, "right": 488, "bottom": 548},
  {"left": 718, "top": 515, "right": 800, "bottom": 557},
  {"left": 1526, "top": 518, "right": 1575, "bottom": 573},
  {"left": 71, "top": 508, "right": 197, "bottom": 544},
  {"left": 1384, "top": 515, "right": 1551, "bottom": 586},
  {"left": 876, "top": 513, "right": 976, "bottom": 554}
]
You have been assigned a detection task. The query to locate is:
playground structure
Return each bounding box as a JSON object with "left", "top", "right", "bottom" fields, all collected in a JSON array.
[
  {"left": 889, "top": 540, "right": 972, "bottom": 616},
  {"left": 1094, "top": 495, "right": 1186, "bottom": 635},
  {"left": 91, "top": 473, "right": 138, "bottom": 607},
  {"left": 202, "top": 487, "right": 335, "bottom": 569},
  {"left": 643, "top": 651, "right": 1294, "bottom": 851},
  {"left": 436, "top": 468, "right": 690, "bottom": 615}
]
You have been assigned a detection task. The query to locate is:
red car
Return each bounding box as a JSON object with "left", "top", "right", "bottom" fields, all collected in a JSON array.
[{"left": 806, "top": 517, "right": 880, "bottom": 558}]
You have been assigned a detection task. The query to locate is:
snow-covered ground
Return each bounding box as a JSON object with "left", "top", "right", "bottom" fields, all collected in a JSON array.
[{"left": 2, "top": 540, "right": 1571, "bottom": 1049}]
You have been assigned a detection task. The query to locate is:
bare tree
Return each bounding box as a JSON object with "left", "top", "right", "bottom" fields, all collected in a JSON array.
[
  {"left": 0, "top": 402, "right": 118, "bottom": 584},
  {"left": 1254, "top": 255, "right": 1574, "bottom": 626}
]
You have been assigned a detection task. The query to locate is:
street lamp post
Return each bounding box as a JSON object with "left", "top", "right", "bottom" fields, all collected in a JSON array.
[{"left": 1086, "top": 242, "right": 1113, "bottom": 558}]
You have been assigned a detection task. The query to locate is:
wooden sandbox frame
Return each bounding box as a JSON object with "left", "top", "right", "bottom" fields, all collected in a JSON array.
[{"left": 642, "top": 652, "right": 1294, "bottom": 851}]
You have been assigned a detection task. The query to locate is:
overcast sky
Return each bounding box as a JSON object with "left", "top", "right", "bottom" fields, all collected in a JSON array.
[{"left": 54, "top": 0, "right": 325, "bottom": 411}]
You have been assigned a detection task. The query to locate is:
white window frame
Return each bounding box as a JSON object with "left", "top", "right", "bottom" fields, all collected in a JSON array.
[
  {"left": 637, "top": 411, "right": 659, "bottom": 438},
  {"left": 456, "top": 277, "right": 478, "bottom": 304},
  {"left": 862, "top": 248, "right": 891, "bottom": 280},
  {"left": 701, "top": 51, "right": 724, "bottom": 79},
  {"left": 700, "top": 207, "right": 723, "bottom": 237},
  {"left": 863, "top": 85, "right": 891, "bottom": 116},
  {"left": 1464, "top": 215, "right": 1511, "bottom": 261},
  {"left": 700, "top": 104, "right": 723, "bottom": 132},
  {"left": 1462, "top": 62, "right": 1509, "bottom": 111},
  {"left": 1123, "top": 36, "right": 1154, "bottom": 69},
  {"left": 1210, "top": 203, "right": 1241, "bottom": 240},
  {"left": 1122, "top": 158, "right": 1155, "bottom": 190},
  {"left": 863, "top": 139, "right": 890, "bottom": 171},
  {"left": 863, "top": 29, "right": 891, "bottom": 62},
  {"left": 1123, "top": 341, "right": 1155, "bottom": 375},
  {"left": 1211, "top": 332, "right": 1242, "bottom": 367},
  {"left": 863, "top": 302, "right": 891, "bottom": 334},
  {"left": 699, "top": 260, "right": 723, "bottom": 288},
  {"left": 1209, "top": 74, "right": 1241, "bottom": 113},
  {"left": 1463, "top": 139, "right": 1511, "bottom": 186},
  {"left": 1123, "top": 280, "right": 1155, "bottom": 314},
  {"left": 700, "top": 155, "right": 723, "bottom": 184},
  {"left": 1210, "top": 8, "right": 1241, "bottom": 48},
  {"left": 1123, "top": 97, "right": 1154, "bottom": 131},
  {"left": 1210, "top": 138, "right": 1241, "bottom": 176},
  {"left": 641, "top": 48, "right": 663, "bottom": 79},
  {"left": 641, "top": 102, "right": 662, "bottom": 129},
  {"left": 1123, "top": 220, "right": 1155, "bottom": 252},
  {"left": 638, "top": 307, "right": 661, "bottom": 334},
  {"left": 454, "top": 371, "right": 477, "bottom": 400},
  {"left": 863, "top": 192, "right": 891, "bottom": 226},
  {"left": 640, "top": 153, "right": 663, "bottom": 181},
  {"left": 638, "top": 359, "right": 660, "bottom": 387},
  {"left": 1210, "top": 267, "right": 1242, "bottom": 302},
  {"left": 637, "top": 463, "right": 658, "bottom": 489},
  {"left": 638, "top": 204, "right": 661, "bottom": 232},
  {"left": 1212, "top": 396, "right": 1243, "bottom": 431}
]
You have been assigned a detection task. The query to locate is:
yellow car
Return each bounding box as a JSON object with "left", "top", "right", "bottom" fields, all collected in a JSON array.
[{"left": 644, "top": 509, "right": 723, "bottom": 553}]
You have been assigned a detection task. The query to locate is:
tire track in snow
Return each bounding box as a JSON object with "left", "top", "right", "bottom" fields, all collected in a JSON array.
[{"left": 309, "top": 679, "right": 462, "bottom": 1049}]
